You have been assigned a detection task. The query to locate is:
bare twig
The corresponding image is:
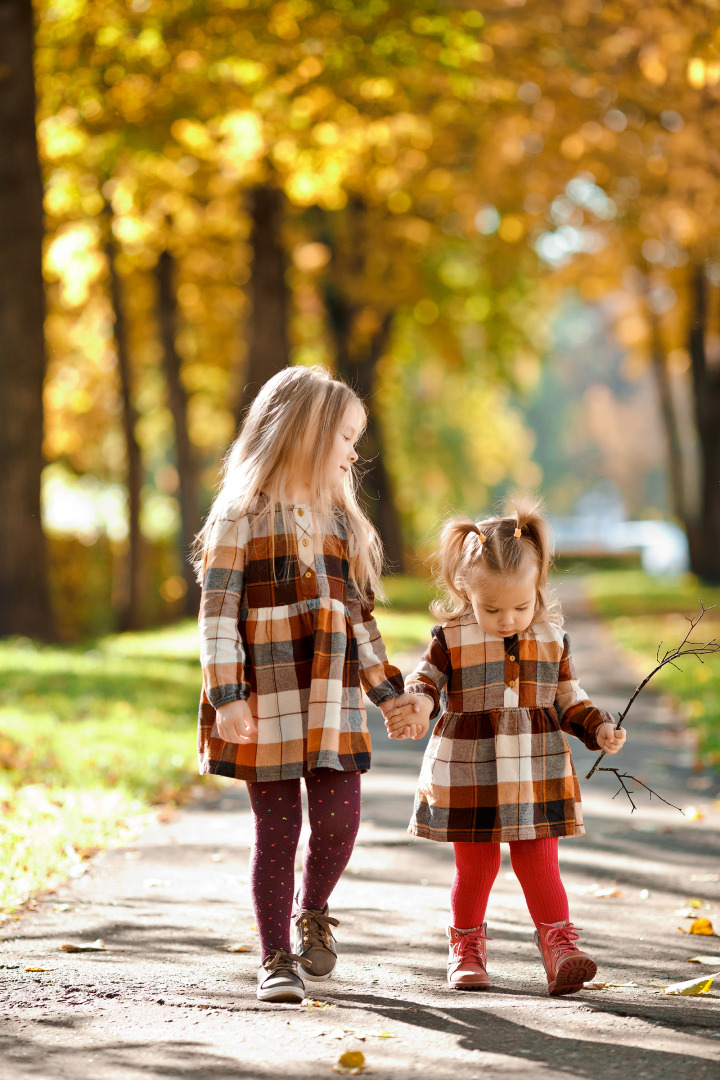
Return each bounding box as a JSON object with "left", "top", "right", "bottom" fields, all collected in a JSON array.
[
  {"left": 586, "top": 602, "right": 719, "bottom": 783},
  {"left": 599, "top": 768, "right": 685, "bottom": 814}
]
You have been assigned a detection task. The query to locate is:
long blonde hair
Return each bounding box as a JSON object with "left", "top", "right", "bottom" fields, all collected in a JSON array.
[
  {"left": 193, "top": 365, "right": 384, "bottom": 595},
  {"left": 431, "top": 494, "right": 561, "bottom": 624}
]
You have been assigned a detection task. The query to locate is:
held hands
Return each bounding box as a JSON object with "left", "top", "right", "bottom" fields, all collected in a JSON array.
[
  {"left": 597, "top": 722, "right": 627, "bottom": 754},
  {"left": 381, "top": 692, "right": 433, "bottom": 741},
  {"left": 215, "top": 699, "right": 258, "bottom": 744}
]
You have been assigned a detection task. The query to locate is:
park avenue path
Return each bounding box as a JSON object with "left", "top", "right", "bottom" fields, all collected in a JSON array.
[{"left": 1, "top": 579, "right": 720, "bottom": 1079}]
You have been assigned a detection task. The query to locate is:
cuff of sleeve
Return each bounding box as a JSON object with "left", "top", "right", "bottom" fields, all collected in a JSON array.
[
  {"left": 583, "top": 709, "right": 615, "bottom": 751},
  {"left": 365, "top": 672, "right": 406, "bottom": 706},
  {"left": 208, "top": 684, "right": 250, "bottom": 709}
]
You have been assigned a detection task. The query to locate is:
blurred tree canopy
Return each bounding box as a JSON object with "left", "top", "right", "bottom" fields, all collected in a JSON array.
[{"left": 3, "top": 0, "right": 720, "bottom": 638}]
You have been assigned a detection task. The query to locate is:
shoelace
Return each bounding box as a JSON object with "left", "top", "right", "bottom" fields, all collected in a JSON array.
[
  {"left": 262, "top": 949, "right": 312, "bottom": 975},
  {"left": 543, "top": 924, "right": 582, "bottom": 959},
  {"left": 454, "top": 930, "right": 488, "bottom": 968},
  {"left": 293, "top": 909, "right": 339, "bottom": 950}
]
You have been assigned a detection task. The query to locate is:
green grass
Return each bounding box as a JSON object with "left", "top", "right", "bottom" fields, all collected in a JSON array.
[
  {"left": 0, "top": 622, "right": 204, "bottom": 912},
  {"left": 584, "top": 570, "right": 720, "bottom": 767},
  {"left": 377, "top": 575, "right": 436, "bottom": 656}
]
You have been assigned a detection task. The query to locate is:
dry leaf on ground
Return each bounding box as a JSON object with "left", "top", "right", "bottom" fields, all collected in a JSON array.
[
  {"left": 222, "top": 944, "right": 252, "bottom": 952},
  {"left": 60, "top": 939, "right": 106, "bottom": 953},
  {"left": 332, "top": 1050, "right": 369, "bottom": 1075},
  {"left": 687, "top": 955, "right": 720, "bottom": 964},
  {"left": 585, "top": 981, "right": 638, "bottom": 990},
  {"left": 689, "top": 918, "right": 716, "bottom": 936},
  {"left": 663, "top": 973, "right": 718, "bottom": 996},
  {"left": 25, "top": 967, "right": 54, "bottom": 972},
  {"left": 303, "top": 998, "right": 335, "bottom": 1009}
]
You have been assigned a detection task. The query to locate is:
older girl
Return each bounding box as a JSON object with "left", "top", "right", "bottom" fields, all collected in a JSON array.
[
  {"left": 195, "top": 366, "right": 417, "bottom": 1003},
  {"left": 385, "top": 497, "right": 626, "bottom": 997}
]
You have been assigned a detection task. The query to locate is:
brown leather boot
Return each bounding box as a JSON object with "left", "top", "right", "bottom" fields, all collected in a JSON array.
[
  {"left": 534, "top": 921, "right": 597, "bottom": 996},
  {"left": 447, "top": 924, "right": 491, "bottom": 990}
]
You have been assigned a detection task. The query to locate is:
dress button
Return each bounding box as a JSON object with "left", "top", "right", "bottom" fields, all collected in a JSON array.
[
  {"left": 297, "top": 508, "right": 304, "bottom": 517},
  {"left": 509, "top": 655, "right": 516, "bottom": 662},
  {"left": 302, "top": 538, "right": 309, "bottom": 546},
  {"left": 508, "top": 679, "right": 516, "bottom": 688},
  {"left": 305, "top": 570, "right": 312, "bottom": 578}
]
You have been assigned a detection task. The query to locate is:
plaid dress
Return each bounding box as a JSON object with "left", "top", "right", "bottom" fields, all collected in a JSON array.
[
  {"left": 406, "top": 615, "right": 615, "bottom": 843},
  {"left": 197, "top": 496, "right": 404, "bottom": 782}
]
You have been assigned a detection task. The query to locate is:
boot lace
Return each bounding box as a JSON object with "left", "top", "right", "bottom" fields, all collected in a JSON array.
[
  {"left": 262, "top": 949, "right": 312, "bottom": 975},
  {"left": 454, "top": 928, "right": 488, "bottom": 968},
  {"left": 543, "top": 924, "right": 581, "bottom": 960},
  {"left": 293, "top": 908, "right": 339, "bottom": 952}
]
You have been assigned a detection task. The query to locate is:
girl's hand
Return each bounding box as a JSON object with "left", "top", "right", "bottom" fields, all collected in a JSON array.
[
  {"left": 379, "top": 693, "right": 420, "bottom": 720},
  {"left": 215, "top": 699, "right": 258, "bottom": 744},
  {"left": 597, "top": 722, "right": 626, "bottom": 754},
  {"left": 384, "top": 696, "right": 433, "bottom": 741}
]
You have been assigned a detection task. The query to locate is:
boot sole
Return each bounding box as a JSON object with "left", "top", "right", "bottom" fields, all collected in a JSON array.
[
  {"left": 257, "top": 986, "right": 306, "bottom": 1003},
  {"left": 548, "top": 956, "right": 597, "bottom": 997},
  {"left": 303, "top": 968, "right": 335, "bottom": 983},
  {"left": 449, "top": 981, "right": 492, "bottom": 991}
]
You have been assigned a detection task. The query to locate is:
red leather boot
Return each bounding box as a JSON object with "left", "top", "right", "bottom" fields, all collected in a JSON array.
[
  {"left": 534, "top": 921, "right": 597, "bottom": 996},
  {"left": 447, "top": 924, "right": 491, "bottom": 990}
]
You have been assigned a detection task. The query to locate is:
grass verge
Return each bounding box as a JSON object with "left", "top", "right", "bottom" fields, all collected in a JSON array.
[
  {"left": 584, "top": 570, "right": 720, "bottom": 768},
  {"left": 0, "top": 622, "right": 203, "bottom": 912}
]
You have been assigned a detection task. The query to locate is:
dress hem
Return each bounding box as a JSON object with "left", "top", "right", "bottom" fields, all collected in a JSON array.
[{"left": 407, "top": 823, "right": 585, "bottom": 843}]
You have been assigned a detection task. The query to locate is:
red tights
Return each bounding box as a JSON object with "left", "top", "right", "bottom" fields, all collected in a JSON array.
[{"left": 451, "top": 838, "right": 569, "bottom": 930}]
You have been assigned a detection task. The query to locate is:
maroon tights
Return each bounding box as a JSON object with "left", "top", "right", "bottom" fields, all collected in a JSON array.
[
  {"left": 451, "top": 837, "right": 569, "bottom": 930},
  {"left": 246, "top": 770, "right": 361, "bottom": 957}
]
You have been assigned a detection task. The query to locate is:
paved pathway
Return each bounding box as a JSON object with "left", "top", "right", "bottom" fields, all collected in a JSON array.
[{"left": 1, "top": 580, "right": 720, "bottom": 1079}]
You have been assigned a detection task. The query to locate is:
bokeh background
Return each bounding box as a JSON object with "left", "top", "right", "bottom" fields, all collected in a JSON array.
[{"left": 1, "top": 0, "right": 720, "bottom": 909}]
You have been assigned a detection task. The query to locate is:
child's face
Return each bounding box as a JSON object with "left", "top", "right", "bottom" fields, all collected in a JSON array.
[
  {"left": 328, "top": 403, "right": 363, "bottom": 491},
  {"left": 468, "top": 570, "right": 538, "bottom": 637}
]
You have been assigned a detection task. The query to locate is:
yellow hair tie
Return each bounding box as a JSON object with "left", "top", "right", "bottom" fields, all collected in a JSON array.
[
  {"left": 478, "top": 532, "right": 486, "bottom": 543},
  {"left": 514, "top": 527, "right": 522, "bottom": 538}
]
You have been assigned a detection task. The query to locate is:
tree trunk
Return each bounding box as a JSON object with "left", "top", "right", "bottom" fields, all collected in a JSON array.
[
  {"left": 236, "top": 185, "right": 290, "bottom": 420},
  {"left": 157, "top": 249, "right": 202, "bottom": 615},
  {"left": 687, "top": 261, "right": 720, "bottom": 582},
  {"left": 0, "top": 0, "right": 55, "bottom": 639},
  {"left": 107, "top": 236, "right": 145, "bottom": 630},
  {"left": 327, "top": 284, "right": 405, "bottom": 572},
  {"left": 644, "top": 282, "right": 687, "bottom": 522}
]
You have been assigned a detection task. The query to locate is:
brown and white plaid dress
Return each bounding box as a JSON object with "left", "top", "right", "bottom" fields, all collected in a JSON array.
[
  {"left": 197, "top": 496, "right": 404, "bottom": 782},
  {"left": 406, "top": 616, "right": 615, "bottom": 843}
]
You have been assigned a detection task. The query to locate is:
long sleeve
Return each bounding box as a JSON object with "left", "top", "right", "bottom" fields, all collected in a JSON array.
[
  {"left": 405, "top": 625, "right": 451, "bottom": 720},
  {"left": 199, "top": 514, "right": 251, "bottom": 709},
  {"left": 555, "top": 632, "right": 615, "bottom": 751},
  {"left": 346, "top": 583, "right": 405, "bottom": 705}
]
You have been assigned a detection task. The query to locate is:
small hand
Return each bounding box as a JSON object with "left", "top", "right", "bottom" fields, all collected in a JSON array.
[
  {"left": 597, "top": 722, "right": 626, "bottom": 754},
  {"left": 384, "top": 696, "right": 433, "bottom": 741},
  {"left": 215, "top": 699, "right": 258, "bottom": 744},
  {"left": 379, "top": 692, "right": 420, "bottom": 720}
]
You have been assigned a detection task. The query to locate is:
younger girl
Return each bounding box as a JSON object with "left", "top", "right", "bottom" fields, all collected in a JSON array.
[
  {"left": 195, "top": 366, "right": 416, "bottom": 1003},
  {"left": 385, "top": 497, "right": 626, "bottom": 997}
]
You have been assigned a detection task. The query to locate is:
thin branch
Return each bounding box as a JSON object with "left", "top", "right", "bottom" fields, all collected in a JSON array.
[
  {"left": 598, "top": 768, "right": 685, "bottom": 814},
  {"left": 586, "top": 602, "right": 719, "bottom": 782}
]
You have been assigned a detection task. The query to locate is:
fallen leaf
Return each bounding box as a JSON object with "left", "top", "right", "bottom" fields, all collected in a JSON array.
[
  {"left": 303, "top": 998, "right": 335, "bottom": 1009},
  {"left": 689, "top": 898, "right": 703, "bottom": 908},
  {"left": 222, "top": 944, "right": 252, "bottom": 953},
  {"left": 689, "top": 918, "right": 716, "bottom": 936},
  {"left": 25, "top": 967, "right": 54, "bottom": 972},
  {"left": 60, "top": 939, "right": 106, "bottom": 953},
  {"left": 687, "top": 955, "right": 720, "bottom": 965},
  {"left": 591, "top": 886, "right": 622, "bottom": 899},
  {"left": 585, "top": 981, "right": 638, "bottom": 991},
  {"left": 663, "top": 973, "right": 719, "bottom": 996},
  {"left": 377, "top": 1032, "right": 396, "bottom": 1038},
  {"left": 332, "top": 1050, "right": 367, "bottom": 1075}
]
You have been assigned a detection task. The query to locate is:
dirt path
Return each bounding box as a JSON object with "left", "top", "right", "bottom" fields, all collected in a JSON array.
[{"left": 2, "top": 581, "right": 720, "bottom": 1079}]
